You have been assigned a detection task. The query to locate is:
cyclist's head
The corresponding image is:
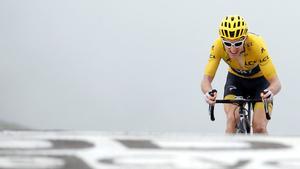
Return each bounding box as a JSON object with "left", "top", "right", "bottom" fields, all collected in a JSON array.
[{"left": 219, "top": 15, "right": 248, "bottom": 40}]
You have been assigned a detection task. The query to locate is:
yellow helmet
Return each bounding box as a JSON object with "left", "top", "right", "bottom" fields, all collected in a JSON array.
[{"left": 219, "top": 15, "right": 248, "bottom": 40}]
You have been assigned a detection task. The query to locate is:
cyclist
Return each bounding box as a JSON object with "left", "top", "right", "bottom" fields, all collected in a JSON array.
[{"left": 201, "top": 15, "right": 281, "bottom": 134}]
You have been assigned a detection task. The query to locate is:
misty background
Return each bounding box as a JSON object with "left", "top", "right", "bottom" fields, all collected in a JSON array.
[{"left": 0, "top": 0, "right": 297, "bottom": 134}]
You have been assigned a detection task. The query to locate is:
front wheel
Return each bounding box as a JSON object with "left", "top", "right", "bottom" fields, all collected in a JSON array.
[
  {"left": 236, "top": 117, "right": 249, "bottom": 134},
  {"left": 245, "top": 117, "right": 251, "bottom": 134}
]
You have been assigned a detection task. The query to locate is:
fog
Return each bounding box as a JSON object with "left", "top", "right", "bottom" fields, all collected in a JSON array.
[{"left": 0, "top": 0, "right": 298, "bottom": 135}]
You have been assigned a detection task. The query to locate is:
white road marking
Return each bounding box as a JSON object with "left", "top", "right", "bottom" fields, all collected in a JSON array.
[{"left": 0, "top": 131, "right": 300, "bottom": 169}]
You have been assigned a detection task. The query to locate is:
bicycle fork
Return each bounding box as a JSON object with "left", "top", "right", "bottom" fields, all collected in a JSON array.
[{"left": 237, "top": 105, "right": 251, "bottom": 134}]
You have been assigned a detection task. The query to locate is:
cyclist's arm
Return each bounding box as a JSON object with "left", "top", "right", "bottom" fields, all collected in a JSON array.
[
  {"left": 201, "top": 41, "right": 222, "bottom": 94},
  {"left": 266, "top": 75, "right": 281, "bottom": 96},
  {"left": 260, "top": 58, "right": 281, "bottom": 95},
  {"left": 257, "top": 36, "right": 281, "bottom": 95},
  {"left": 201, "top": 75, "right": 214, "bottom": 94}
]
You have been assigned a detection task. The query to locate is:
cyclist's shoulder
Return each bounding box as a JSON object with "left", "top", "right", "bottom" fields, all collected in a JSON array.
[
  {"left": 246, "top": 33, "right": 268, "bottom": 48},
  {"left": 210, "top": 37, "right": 225, "bottom": 53}
]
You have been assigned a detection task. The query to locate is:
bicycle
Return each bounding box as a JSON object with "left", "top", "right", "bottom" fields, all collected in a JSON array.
[{"left": 208, "top": 89, "right": 271, "bottom": 134}]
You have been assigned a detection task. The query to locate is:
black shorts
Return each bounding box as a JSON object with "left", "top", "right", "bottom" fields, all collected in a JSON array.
[{"left": 224, "top": 72, "right": 270, "bottom": 100}]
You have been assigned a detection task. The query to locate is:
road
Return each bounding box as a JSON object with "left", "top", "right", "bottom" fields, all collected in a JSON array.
[{"left": 0, "top": 131, "right": 299, "bottom": 169}]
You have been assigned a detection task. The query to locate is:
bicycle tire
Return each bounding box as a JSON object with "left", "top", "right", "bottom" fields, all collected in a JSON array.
[
  {"left": 237, "top": 118, "right": 247, "bottom": 134},
  {"left": 245, "top": 117, "right": 251, "bottom": 134},
  {"left": 236, "top": 108, "right": 251, "bottom": 134}
]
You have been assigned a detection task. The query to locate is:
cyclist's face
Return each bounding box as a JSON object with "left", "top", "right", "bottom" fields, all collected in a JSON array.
[{"left": 223, "top": 37, "right": 246, "bottom": 58}]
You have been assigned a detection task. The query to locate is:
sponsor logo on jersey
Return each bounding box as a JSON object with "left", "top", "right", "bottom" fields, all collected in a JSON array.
[
  {"left": 245, "top": 60, "right": 257, "bottom": 66},
  {"left": 246, "top": 42, "right": 253, "bottom": 47},
  {"left": 260, "top": 55, "right": 270, "bottom": 66},
  {"left": 209, "top": 54, "right": 216, "bottom": 59}
]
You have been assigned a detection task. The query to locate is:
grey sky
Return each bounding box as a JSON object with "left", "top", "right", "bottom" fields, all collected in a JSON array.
[{"left": 0, "top": 0, "right": 298, "bottom": 135}]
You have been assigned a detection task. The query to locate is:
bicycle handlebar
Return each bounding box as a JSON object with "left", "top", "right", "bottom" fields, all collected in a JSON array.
[
  {"left": 208, "top": 89, "right": 217, "bottom": 121},
  {"left": 209, "top": 104, "right": 215, "bottom": 121},
  {"left": 215, "top": 99, "right": 262, "bottom": 104},
  {"left": 208, "top": 90, "right": 271, "bottom": 121}
]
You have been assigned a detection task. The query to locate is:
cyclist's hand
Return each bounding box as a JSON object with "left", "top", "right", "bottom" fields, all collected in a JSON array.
[
  {"left": 204, "top": 89, "right": 217, "bottom": 105},
  {"left": 261, "top": 89, "right": 273, "bottom": 101}
]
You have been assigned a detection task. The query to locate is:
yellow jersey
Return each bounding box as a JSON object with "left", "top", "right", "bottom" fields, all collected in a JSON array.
[{"left": 204, "top": 33, "right": 277, "bottom": 79}]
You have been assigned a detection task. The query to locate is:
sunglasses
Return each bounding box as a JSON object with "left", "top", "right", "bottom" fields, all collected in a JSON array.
[{"left": 222, "top": 38, "right": 245, "bottom": 48}]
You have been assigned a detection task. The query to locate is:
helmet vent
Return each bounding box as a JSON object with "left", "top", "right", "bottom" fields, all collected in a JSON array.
[
  {"left": 229, "top": 31, "right": 234, "bottom": 38},
  {"left": 231, "top": 17, "right": 234, "bottom": 21},
  {"left": 236, "top": 29, "right": 240, "bottom": 37},
  {"left": 238, "top": 21, "right": 240, "bottom": 27},
  {"left": 240, "top": 29, "right": 244, "bottom": 35},
  {"left": 224, "top": 30, "right": 229, "bottom": 37}
]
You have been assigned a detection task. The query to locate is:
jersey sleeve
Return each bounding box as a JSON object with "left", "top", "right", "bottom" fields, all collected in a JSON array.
[
  {"left": 204, "top": 40, "right": 222, "bottom": 78},
  {"left": 257, "top": 36, "right": 277, "bottom": 79}
]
